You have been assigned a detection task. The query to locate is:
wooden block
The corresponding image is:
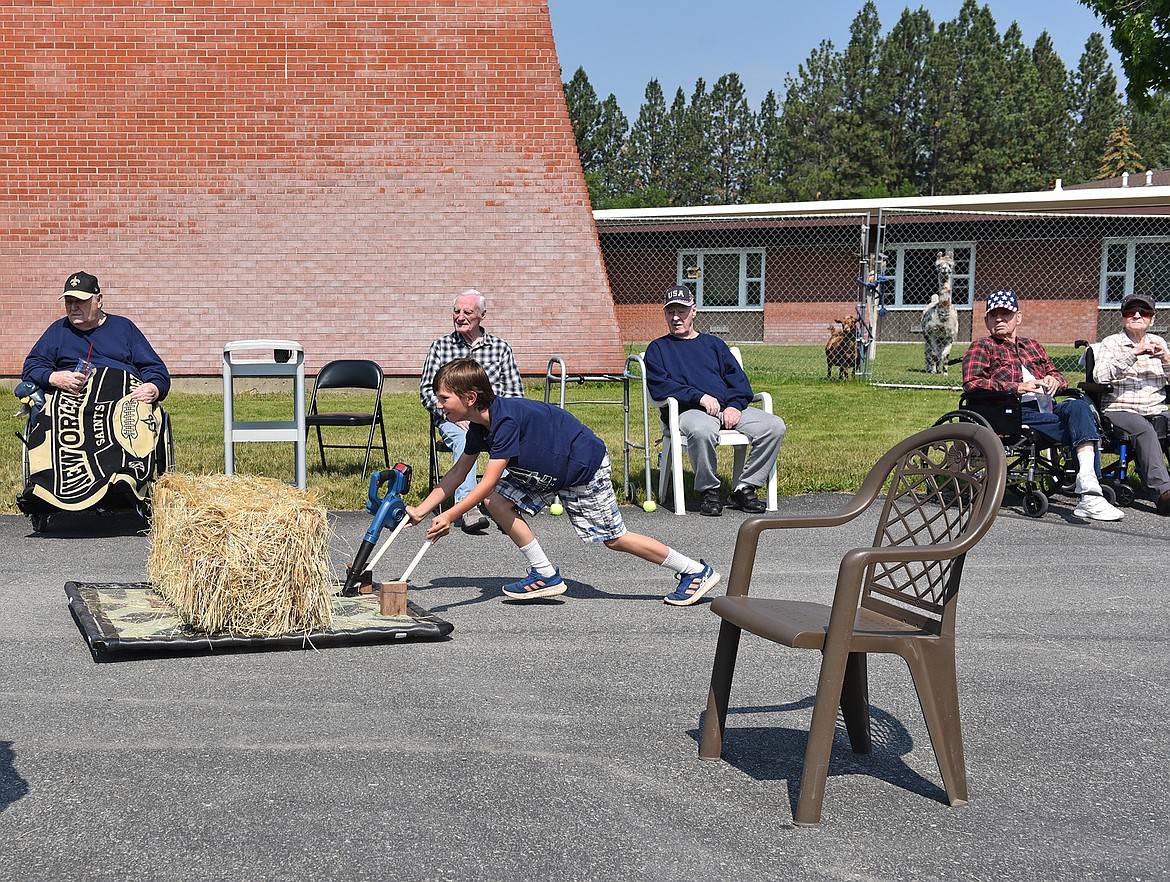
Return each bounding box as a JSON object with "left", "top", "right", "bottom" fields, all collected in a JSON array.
[{"left": 380, "top": 580, "right": 407, "bottom": 617}]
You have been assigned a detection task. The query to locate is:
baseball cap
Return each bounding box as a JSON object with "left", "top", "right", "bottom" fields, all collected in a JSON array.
[
  {"left": 985, "top": 290, "right": 1018, "bottom": 314},
  {"left": 60, "top": 271, "right": 100, "bottom": 300},
  {"left": 1121, "top": 292, "right": 1156, "bottom": 313},
  {"left": 663, "top": 285, "right": 696, "bottom": 308}
]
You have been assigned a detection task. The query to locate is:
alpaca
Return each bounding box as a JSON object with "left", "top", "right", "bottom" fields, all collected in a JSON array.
[{"left": 922, "top": 250, "right": 959, "bottom": 374}]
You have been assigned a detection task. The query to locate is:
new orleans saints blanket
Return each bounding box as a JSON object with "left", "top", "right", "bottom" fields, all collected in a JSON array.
[{"left": 19, "top": 367, "right": 163, "bottom": 513}]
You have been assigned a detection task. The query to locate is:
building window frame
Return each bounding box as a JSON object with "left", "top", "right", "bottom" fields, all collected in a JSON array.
[
  {"left": 1100, "top": 237, "right": 1170, "bottom": 307},
  {"left": 676, "top": 248, "right": 766, "bottom": 311},
  {"left": 887, "top": 242, "right": 976, "bottom": 309}
]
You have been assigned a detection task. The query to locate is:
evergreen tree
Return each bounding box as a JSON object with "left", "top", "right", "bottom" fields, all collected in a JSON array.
[
  {"left": 875, "top": 7, "right": 934, "bottom": 196},
  {"left": 588, "top": 95, "right": 631, "bottom": 202},
  {"left": 563, "top": 67, "right": 604, "bottom": 173},
  {"left": 780, "top": 40, "right": 844, "bottom": 200},
  {"left": 669, "top": 79, "right": 717, "bottom": 205},
  {"left": 1068, "top": 32, "right": 1122, "bottom": 183},
  {"left": 747, "top": 90, "right": 786, "bottom": 202},
  {"left": 931, "top": 1, "right": 1010, "bottom": 195},
  {"left": 1097, "top": 116, "right": 1143, "bottom": 178},
  {"left": 709, "top": 73, "right": 755, "bottom": 203},
  {"left": 1030, "top": 32, "right": 1073, "bottom": 187},
  {"left": 626, "top": 79, "right": 670, "bottom": 195},
  {"left": 992, "top": 23, "right": 1047, "bottom": 192},
  {"left": 836, "top": 1, "right": 892, "bottom": 197}
]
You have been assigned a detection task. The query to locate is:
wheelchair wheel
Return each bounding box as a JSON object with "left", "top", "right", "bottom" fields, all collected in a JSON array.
[
  {"left": 28, "top": 512, "right": 50, "bottom": 533},
  {"left": 155, "top": 411, "right": 175, "bottom": 475},
  {"left": 1100, "top": 483, "right": 1117, "bottom": 506},
  {"left": 934, "top": 409, "right": 994, "bottom": 429},
  {"left": 1022, "top": 490, "right": 1048, "bottom": 517},
  {"left": 1107, "top": 481, "right": 1136, "bottom": 507}
]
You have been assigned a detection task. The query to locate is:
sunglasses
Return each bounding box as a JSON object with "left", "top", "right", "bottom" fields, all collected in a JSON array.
[{"left": 1123, "top": 308, "right": 1155, "bottom": 318}]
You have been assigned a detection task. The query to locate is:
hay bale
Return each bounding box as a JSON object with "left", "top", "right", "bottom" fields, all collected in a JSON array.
[{"left": 147, "top": 473, "right": 334, "bottom": 636}]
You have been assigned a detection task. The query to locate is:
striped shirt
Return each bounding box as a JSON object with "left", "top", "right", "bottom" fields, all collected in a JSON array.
[
  {"left": 1094, "top": 332, "right": 1169, "bottom": 416},
  {"left": 419, "top": 329, "right": 524, "bottom": 423}
]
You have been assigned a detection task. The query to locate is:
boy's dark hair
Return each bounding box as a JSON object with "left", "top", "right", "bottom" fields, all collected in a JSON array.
[{"left": 433, "top": 358, "right": 495, "bottom": 410}]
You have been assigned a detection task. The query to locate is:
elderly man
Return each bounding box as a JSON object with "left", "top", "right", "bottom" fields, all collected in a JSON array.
[
  {"left": 420, "top": 289, "right": 523, "bottom": 532},
  {"left": 963, "top": 289, "right": 1123, "bottom": 521},
  {"left": 23, "top": 271, "right": 170, "bottom": 404},
  {"left": 644, "top": 285, "right": 786, "bottom": 516}
]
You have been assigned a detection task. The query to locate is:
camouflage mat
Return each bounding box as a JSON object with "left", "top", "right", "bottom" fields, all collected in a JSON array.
[{"left": 65, "top": 581, "right": 454, "bottom": 653}]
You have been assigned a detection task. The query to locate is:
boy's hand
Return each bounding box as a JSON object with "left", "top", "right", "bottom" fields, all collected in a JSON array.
[
  {"left": 405, "top": 505, "right": 426, "bottom": 525},
  {"left": 425, "top": 513, "right": 453, "bottom": 542}
]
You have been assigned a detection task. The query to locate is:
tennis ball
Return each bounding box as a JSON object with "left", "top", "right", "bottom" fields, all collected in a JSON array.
[
  {"left": 642, "top": 500, "right": 657, "bottom": 513},
  {"left": 549, "top": 503, "right": 565, "bottom": 516}
]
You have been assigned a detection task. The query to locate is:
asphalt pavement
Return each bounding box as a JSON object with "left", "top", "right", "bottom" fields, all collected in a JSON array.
[{"left": 0, "top": 491, "right": 1167, "bottom": 882}]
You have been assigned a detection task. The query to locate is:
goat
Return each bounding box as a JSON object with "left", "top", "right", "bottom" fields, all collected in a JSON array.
[
  {"left": 922, "top": 250, "right": 959, "bottom": 374},
  {"left": 825, "top": 315, "right": 859, "bottom": 380}
]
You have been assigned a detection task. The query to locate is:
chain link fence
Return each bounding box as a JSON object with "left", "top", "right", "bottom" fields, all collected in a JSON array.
[{"left": 597, "top": 208, "right": 1170, "bottom": 388}]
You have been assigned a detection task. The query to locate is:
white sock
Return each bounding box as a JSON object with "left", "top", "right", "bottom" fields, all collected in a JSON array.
[
  {"left": 1077, "top": 447, "right": 1099, "bottom": 492},
  {"left": 518, "top": 539, "right": 557, "bottom": 577},
  {"left": 661, "top": 548, "right": 703, "bottom": 576}
]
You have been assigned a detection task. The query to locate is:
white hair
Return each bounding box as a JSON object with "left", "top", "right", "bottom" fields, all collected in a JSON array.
[{"left": 454, "top": 289, "right": 486, "bottom": 313}]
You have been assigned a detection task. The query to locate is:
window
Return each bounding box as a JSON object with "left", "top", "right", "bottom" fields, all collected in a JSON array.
[
  {"left": 887, "top": 244, "right": 974, "bottom": 308},
  {"left": 1100, "top": 238, "right": 1170, "bottom": 306},
  {"left": 677, "top": 249, "right": 765, "bottom": 310}
]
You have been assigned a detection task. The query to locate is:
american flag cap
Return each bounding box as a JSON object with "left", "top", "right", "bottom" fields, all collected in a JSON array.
[{"left": 985, "top": 290, "right": 1018, "bottom": 314}]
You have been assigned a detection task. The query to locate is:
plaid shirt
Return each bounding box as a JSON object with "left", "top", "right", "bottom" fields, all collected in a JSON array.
[
  {"left": 419, "top": 328, "right": 524, "bottom": 422},
  {"left": 962, "top": 334, "right": 1067, "bottom": 393},
  {"left": 1094, "top": 332, "right": 1169, "bottom": 416}
]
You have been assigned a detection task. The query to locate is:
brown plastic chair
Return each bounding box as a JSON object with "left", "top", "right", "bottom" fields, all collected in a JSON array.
[{"left": 699, "top": 421, "right": 1007, "bottom": 826}]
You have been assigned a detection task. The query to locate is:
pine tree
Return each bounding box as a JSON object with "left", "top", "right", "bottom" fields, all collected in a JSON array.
[
  {"left": 780, "top": 40, "right": 844, "bottom": 201},
  {"left": 747, "top": 90, "right": 786, "bottom": 202},
  {"left": 875, "top": 7, "right": 934, "bottom": 196},
  {"left": 1030, "top": 32, "right": 1073, "bottom": 187},
  {"left": 1097, "top": 116, "right": 1143, "bottom": 178},
  {"left": 626, "top": 79, "right": 670, "bottom": 195},
  {"left": 836, "top": 1, "right": 893, "bottom": 197},
  {"left": 1068, "top": 32, "right": 1122, "bottom": 183},
  {"left": 709, "top": 73, "right": 755, "bottom": 203},
  {"left": 563, "top": 67, "right": 604, "bottom": 173},
  {"left": 1129, "top": 92, "right": 1170, "bottom": 169}
]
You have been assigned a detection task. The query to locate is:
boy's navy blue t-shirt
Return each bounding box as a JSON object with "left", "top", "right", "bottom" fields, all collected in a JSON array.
[{"left": 464, "top": 396, "right": 606, "bottom": 493}]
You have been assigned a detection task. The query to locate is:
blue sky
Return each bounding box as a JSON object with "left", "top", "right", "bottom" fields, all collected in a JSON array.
[{"left": 546, "top": 1, "right": 1122, "bottom": 116}]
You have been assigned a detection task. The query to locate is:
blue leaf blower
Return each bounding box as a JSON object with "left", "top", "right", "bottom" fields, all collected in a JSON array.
[{"left": 342, "top": 463, "right": 413, "bottom": 596}]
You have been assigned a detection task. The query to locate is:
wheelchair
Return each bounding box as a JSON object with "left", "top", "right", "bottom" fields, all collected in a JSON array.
[
  {"left": 1076, "top": 340, "right": 1170, "bottom": 508},
  {"left": 934, "top": 388, "right": 1115, "bottom": 518},
  {"left": 14, "top": 368, "right": 173, "bottom": 532}
]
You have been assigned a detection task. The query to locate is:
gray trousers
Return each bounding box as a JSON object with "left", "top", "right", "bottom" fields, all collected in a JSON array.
[
  {"left": 1104, "top": 410, "right": 1170, "bottom": 496},
  {"left": 675, "top": 407, "right": 786, "bottom": 493}
]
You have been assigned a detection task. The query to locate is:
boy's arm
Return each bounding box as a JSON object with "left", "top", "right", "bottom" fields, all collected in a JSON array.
[{"left": 408, "top": 456, "right": 508, "bottom": 542}]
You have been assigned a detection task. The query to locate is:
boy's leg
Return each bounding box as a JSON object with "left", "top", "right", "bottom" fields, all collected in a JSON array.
[{"left": 484, "top": 485, "right": 567, "bottom": 600}]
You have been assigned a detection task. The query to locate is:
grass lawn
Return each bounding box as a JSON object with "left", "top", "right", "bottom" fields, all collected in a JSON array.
[{"left": 2, "top": 374, "right": 963, "bottom": 514}]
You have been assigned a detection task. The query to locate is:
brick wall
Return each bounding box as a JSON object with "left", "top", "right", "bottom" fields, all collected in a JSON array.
[{"left": 0, "top": 1, "right": 623, "bottom": 378}]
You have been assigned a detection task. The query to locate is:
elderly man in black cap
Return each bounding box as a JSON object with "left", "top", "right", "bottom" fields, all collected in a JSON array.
[
  {"left": 22, "top": 271, "right": 170, "bottom": 403},
  {"left": 643, "top": 285, "right": 786, "bottom": 516},
  {"left": 1092, "top": 292, "right": 1170, "bottom": 515}
]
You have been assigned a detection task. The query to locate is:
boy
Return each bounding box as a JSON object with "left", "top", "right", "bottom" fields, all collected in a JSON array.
[{"left": 406, "top": 358, "right": 720, "bottom": 606}]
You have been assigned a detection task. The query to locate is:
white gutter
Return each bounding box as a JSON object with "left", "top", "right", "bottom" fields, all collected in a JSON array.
[{"left": 594, "top": 184, "right": 1170, "bottom": 223}]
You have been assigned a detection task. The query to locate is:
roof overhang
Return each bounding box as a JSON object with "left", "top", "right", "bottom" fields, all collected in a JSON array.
[{"left": 594, "top": 185, "right": 1170, "bottom": 228}]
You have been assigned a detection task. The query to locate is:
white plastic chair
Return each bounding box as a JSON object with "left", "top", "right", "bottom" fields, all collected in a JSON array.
[{"left": 636, "top": 346, "right": 779, "bottom": 516}]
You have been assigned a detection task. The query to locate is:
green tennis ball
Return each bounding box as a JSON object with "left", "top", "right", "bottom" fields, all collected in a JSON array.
[
  {"left": 549, "top": 503, "right": 565, "bottom": 516},
  {"left": 642, "top": 500, "right": 657, "bottom": 513}
]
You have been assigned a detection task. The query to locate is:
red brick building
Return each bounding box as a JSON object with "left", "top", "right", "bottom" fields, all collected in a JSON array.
[{"left": 0, "top": 1, "right": 623, "bottom": 380}]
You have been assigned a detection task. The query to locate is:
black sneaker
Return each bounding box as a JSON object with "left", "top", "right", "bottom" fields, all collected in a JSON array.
[
  {"left": 699, "top": 489, "right": 723, "bottom": 517},
  {"left": 727, "top": 487, "right": 766, "bottom": 513}
]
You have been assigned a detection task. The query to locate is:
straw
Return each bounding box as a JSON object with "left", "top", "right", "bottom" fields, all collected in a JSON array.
[{"left": 146, "top": 473, "right": 333, "bottom": 636}]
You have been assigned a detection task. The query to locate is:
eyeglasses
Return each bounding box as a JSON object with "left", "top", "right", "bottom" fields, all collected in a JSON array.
[{"left": 1123, "top": 308, "right": 1155, "bottom": 318}]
